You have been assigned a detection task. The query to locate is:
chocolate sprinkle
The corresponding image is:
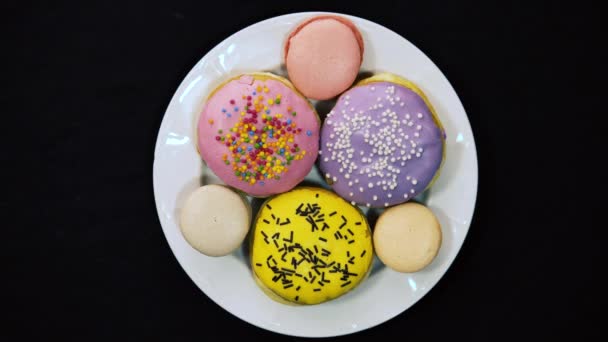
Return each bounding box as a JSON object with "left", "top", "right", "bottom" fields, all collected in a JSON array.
[
  {"left": 283, "top": 231, "right": 294, "bottom": 242},
  {"left": 256, "top": 196, "right": 371, "bottom": 302},
  {"left": 339, "top": 215, "right": 348, "bottom": 229}
]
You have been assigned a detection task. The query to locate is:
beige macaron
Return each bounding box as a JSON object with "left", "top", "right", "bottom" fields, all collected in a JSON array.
[
  {"left": 179, "top": 184, "right": 251, "bottom": 257},
  {"left": 373, "top": 202, "right": 442, "bottom": 273}
]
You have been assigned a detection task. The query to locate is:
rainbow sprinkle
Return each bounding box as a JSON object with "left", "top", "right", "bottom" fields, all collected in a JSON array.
[{"left": 214, "top": 83, "right": 308, "bottom": 186}]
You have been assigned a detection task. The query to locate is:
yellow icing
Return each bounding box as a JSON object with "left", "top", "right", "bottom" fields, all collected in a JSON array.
[
  {"left": 251, "top": 187, "right": 373, "bottom": 305},
  {"left": 356, "top": 73, "right": 446, "bottom": 189}
]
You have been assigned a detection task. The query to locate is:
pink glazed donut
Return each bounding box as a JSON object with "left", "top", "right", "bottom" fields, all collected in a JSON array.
[
  {"left": 197, "top": 73, "right": 320, "bottom": 197},
  {"left": 285, "top": 15, "right": 364, "bottom": 100}
]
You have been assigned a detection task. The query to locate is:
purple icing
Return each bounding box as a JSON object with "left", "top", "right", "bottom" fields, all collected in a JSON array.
[{"left": 319, "top": 81, "right": 444, "bottom": 208}]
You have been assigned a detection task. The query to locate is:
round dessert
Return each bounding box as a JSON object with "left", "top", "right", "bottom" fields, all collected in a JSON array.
[
  {"left": 284, "top": 15, "right": 364, "bottom": 100},
  {"left": 179, "top": 185, "right": 251, "bottom": 257},
  {"left": 319, "top": 73, "right": 446, "bottom": 208},
  {"left": 197, "top": 73, "right": 320, "bottom": 197},
  {"left": 250, "top": 187, "right": 373, "bottom": 305},
  {"left": 373, "top": 202, "right": 442, "bottom": 273}
]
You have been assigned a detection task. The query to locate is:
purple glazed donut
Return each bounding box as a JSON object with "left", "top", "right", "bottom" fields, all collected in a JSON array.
[{"left": 319, "top": 73, "right": 446, "bottom": 208}]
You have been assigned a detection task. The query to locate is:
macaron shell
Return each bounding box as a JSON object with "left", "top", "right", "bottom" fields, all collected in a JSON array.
[
  {"left": 179, "top": 185, "right": 252, "bottom": 257},
  {"left": 373, "top": 202, "right": 442, "bottom": 273},
  {"left": 285, "top": 16, "right": 363, "bottom": 100},
  {"left": 284, "top": 15, "right": 364, "bottom": 62}
]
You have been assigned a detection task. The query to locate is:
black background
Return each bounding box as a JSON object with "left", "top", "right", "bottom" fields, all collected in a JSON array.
[{"left": 5, "top": 1, "right": 599, "bottom": 340}]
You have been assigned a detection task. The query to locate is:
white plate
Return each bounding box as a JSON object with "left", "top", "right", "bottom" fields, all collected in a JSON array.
[{"left": 153, "top": 12, "right": 477, "bottom": 337}]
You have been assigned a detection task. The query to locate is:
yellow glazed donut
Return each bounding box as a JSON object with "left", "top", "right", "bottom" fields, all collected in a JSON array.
[{"left": 250, "top": 187, "right": 373, "bottom": 305}]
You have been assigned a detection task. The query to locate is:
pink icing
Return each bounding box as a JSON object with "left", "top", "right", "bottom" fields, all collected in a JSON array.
[{"left": 198, "top": 75, "right": 320, "bottom": 197}]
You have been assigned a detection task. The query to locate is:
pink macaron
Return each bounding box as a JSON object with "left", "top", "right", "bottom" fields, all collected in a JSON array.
[{"left": 284, "top": 15, "right": 364, "bottom": 101}]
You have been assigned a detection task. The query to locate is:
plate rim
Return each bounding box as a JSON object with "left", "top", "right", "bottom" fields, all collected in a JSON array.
[{"left": 153, "top": 11, "right": 478, "bottom": 337}]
